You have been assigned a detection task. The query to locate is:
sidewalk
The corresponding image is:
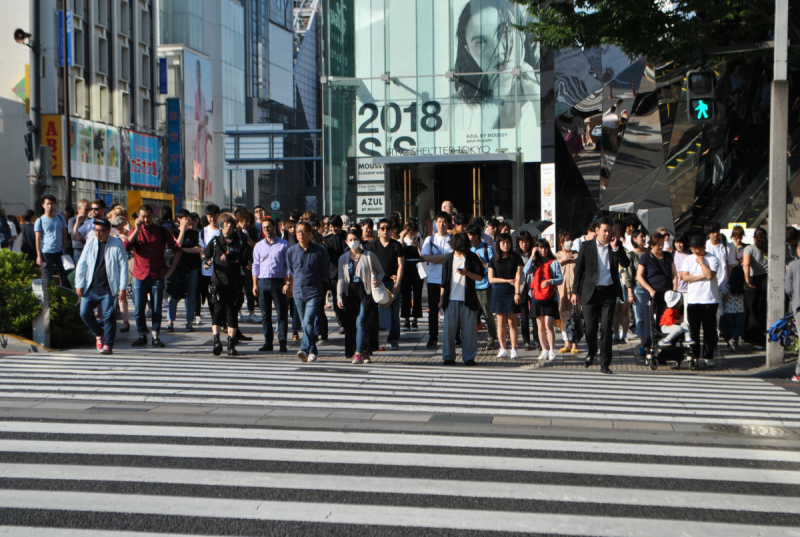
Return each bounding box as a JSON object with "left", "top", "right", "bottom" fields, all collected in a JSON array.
[{"left": 61, "top": 297, "right": 795, "bottom": 375}]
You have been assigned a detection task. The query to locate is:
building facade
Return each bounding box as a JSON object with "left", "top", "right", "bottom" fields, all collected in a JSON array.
[{"left": 0, "top": 0, "right": 162, "bottom": 215}]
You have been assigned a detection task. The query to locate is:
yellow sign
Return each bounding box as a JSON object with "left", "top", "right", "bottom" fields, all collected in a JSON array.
[
  {"left": 41, "top": 115, "right": 65, "bottom": 177},
  {"left": 728, "top": 222, "right": 747, "bottom": 229}
]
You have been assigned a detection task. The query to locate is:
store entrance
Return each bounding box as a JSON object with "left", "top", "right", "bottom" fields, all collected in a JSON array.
[{"left": 389, "top": 162, "right": 514, "bottom": 235}]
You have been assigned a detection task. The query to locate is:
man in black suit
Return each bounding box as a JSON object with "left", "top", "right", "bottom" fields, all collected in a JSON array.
[
  {"left": 322, "top": 215, "right": 348, "bottom": 334},
  {"left": 571, "top": 217, "right": 630, "bottom": 374}
]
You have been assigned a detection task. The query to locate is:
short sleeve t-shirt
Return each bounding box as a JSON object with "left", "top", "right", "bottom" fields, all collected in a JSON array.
[
  {"left": 421, "top": 234, "right": 453, "bottom": 285},
  {"left": 173, "top": 228, "right": 201, "bottom": 271},
  {"left": 682, "top": 253, "right": 720, "bottom": 304},
  {"left": 34, "top": 214, "right": 66, "bottom": 254},
  {"left": 373, "top": 239, "right": 404, "bottom": 283},
  {"left": 705, "top": 240, "right": 737, "bottom": 288},
  {"left": 489, "top": 253, "right": 524, "bottom": 281},
  {"left": 202, "top": 227, "right": 221, "bottom": 277},
  {"left": 639, "top": 251, "right": 674, "bottom": 291},
  {"left": 450, "top": 255, "right": 467, "bottom": 301},
  {"left": 743, "top": 245, "right": 768, "bottom": 277}
]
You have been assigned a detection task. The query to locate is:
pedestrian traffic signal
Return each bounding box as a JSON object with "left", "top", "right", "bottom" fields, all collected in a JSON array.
[
  {"left": 23, "top": 132, "right": 33, "bottom": 161},
  {"left": 686, "top": 70, "right": 716, "bottom": 124}
]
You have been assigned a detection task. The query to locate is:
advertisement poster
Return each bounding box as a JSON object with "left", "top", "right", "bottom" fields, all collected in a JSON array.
[
  {"left": 167, "top": 98, "right": 183, "bottom": 208},
  {"left": 357, "top": 195, "right": 385, "bottom": 215},
  {"left": 354, "top": 0, "right": 540, "bottom": 162},
  {"left": 122, "top": 129, "right": 159, "bottom": 188},
  {"left": 68, "top": 118, "right": 121, "bottom": 184},
  {"left": 41, "top": 115, "right": 65, "bottom": 177},
  {"left": 540, "top": 163, "right": 556, "bottom": 247},
  {"left": 184, "top": 50, "right": 214, "bottom": 201}
]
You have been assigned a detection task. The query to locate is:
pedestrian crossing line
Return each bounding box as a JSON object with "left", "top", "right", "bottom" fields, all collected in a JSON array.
[
  {"left": 2, "top": 355, "right": 777, "bottom": 386},
  {"left": 1, "top": 372, "right": 795, "bottom": 405},
  {"left": 2, "top": 391, "right": 798, "bottom": 426},
  {"left": 0, "top": 529, "right": 177, "bottom": 537},
  {"left": 1, "top": 383, "right": 799, "bottom": 421},
  {"left": 0, "top": 490, "right": 797, "bottom": 536},
  {"left": 2, "top": 421, "right": 799, "bottom": 463},
  {"left": 0, "top": 380, "right": 797, "bottom": 414},
  {"left": 3, "top": 463, "right": 800, "bottom": 515},
  {"left": 2, "top": 439, "right": 799, "bottom": 484}
]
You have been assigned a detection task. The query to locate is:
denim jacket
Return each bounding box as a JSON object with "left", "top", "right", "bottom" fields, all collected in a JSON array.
[
  {"left": 75, "top": 236, "right": 130, "bottom": 295},
  {"left": 524, "top": 257, "right": 564, "bottom": 301}
]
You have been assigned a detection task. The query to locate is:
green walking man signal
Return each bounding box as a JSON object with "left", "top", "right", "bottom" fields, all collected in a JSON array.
[{"left": 686, "top": 70, "right": 715, "bottom": 124}]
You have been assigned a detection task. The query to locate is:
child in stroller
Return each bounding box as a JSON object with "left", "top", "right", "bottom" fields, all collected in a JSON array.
[{"left": 659, "top": 291, "right": 693, "bottom": 347}]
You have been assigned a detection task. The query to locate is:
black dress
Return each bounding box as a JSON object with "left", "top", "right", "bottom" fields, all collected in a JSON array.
[{"left": 490, "top": 254, "right": 524, "bottom": 314}]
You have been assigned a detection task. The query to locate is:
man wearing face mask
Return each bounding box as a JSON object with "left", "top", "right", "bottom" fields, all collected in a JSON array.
[
  {"left": 252, "top": 217, "right": 290, "bottom": 353},
  {"left": 337, "top": 227, "right": 384, "bottom": 364}
]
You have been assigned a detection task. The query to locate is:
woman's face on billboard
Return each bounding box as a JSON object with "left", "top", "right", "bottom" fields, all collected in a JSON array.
[{"left": 464, "top": 7, "right": 513, "bottom": 73}]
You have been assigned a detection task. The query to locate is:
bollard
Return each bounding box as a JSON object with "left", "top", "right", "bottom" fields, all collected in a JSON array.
[{"left": 31, "top": 279, "right": 50, "bottom": 348}]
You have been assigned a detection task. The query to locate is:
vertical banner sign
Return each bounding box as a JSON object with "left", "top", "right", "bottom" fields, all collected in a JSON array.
[
  {"left": 41, "top": 115, "right": 65, "bottom": 177},
  {"left": 166, "top": 98, "right": 183, "bottom": 209},
  {"left": 128, "top": 131, "right": 160, "bottom": 188},
  {"left": 540, "top": 163, "right": 556, "bottom": 248},
  {"left": 57, "top": 11, "right": 73, "bottom": 67},
  {"left": 159, "top": 58, "right": 168, "bottom": 94}
]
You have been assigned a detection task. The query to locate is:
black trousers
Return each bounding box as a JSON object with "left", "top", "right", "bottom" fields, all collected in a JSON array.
[
  {"left": 687, "top": 303, "right": 718, "bottom": 358},
  {"left": 427, "top": 282, "right": 441, "bottom": 340},
  {"left": 583, "top": 286, "right": 617, "bottom": 368},
  {"left": 519, "top": 293, "right": 532, "bottom": 344},
  {"left": 401, "top": 263, "right": 424, "bottom": 319}
]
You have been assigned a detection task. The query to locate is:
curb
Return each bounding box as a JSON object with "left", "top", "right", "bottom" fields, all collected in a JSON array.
[{"left": 0, "top": 334, "right": 52, "bottom": 355}]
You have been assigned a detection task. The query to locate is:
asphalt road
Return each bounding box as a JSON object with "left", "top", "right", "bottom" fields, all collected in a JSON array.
[{"left": 0, "top": 353, "right": 799, "bottom": 536}]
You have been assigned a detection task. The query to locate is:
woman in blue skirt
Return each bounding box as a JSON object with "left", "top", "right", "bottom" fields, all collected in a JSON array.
[{"left": 488, "top": 233, "right": 524, "bottom": 359}]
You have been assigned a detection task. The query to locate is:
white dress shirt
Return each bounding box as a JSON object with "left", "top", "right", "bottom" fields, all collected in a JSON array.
[{"left": 596, "top": 241, "right": 615, "bottom": 286}]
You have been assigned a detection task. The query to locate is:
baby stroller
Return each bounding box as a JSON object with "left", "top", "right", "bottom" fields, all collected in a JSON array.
[
  {"left": 769, "top": 313, "right": 798, "bottom": 350},
  {"left": 645, "top": 292, "right": 692, "bottom": 371}
]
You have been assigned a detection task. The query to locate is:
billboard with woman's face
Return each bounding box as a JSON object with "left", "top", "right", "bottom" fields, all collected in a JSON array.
[
  {"left": 353, "top": 0, "right": 540, "bottom": 162},
  {"left": 184, "top": 51, "right": 214, "bottom": 202}
]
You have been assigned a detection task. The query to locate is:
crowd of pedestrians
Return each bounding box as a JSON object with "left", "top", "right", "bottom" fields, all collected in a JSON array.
[{"left": 4, "top": 195, "right": 796, "bottom": 380}]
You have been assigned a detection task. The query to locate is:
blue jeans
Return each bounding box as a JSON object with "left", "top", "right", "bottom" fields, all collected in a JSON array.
[
  {"left": 632, "top": 286, "right": 648, "bottom": 340},
  {"left": 80, "top": 290, "right": 117, "bottom": 347},
  {"left": 132, "top": 276, "right": 165, "bottom": 337},
  {"left": 295, "top": 296, "right": 323, "bottom": 356},
  {"left": 258, "top": 278, "right": 288, "bottom": 343},
  {"left": 168, "top": 269, "right": 199, "bottom": 324},
  {"left": 379, "top": 286, "right": 401, "bottom": 343},
  {"left": 355, "top": 299, "right": 369, "bottom": 353},
  {"left": 726, "top": 312, "right": 746, "bottom": 341}
]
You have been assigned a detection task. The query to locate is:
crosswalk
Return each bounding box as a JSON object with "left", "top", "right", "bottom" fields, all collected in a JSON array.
[
  {"left": 2, "top": 354, "right": 800, "bottom": 534},
  {"left": 1, "top": 418, "right": 800, "bottom": 535},
  {"left": 1, "top": 353, "right": 800, "bottom": 426}
]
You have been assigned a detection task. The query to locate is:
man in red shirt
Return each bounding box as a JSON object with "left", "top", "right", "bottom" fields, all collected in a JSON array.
[{"left": 124, "top": 204, "right": 183, "bottom": 347}]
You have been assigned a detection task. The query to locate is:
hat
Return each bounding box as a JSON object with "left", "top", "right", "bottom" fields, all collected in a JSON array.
[
  {"left": 665, "top": 290, "right": 681, "bottom": 309},
  {"left": 93, "top": 218, "right": 112, "bottom": 229},
  {"left": 110, "top": 217, "right": 127, "bottom": 228},
  {"left": 689, "top": 235, "right": 706, "bottom": 248}
]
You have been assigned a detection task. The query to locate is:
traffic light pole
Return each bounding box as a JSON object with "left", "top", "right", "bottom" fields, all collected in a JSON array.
[
  {"left": 766, "top": 0, "right": 789, "bottom": 368},
  {"left": 28, "top": 0, "right": 41, "bottom": 211},
  {"left": 62, "top": 10, "right": 72, "bottom": 210}
]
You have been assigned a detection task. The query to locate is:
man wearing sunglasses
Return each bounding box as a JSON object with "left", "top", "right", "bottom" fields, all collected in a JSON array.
[
  {"left": 75, "top": 199, "right": 111, "bottom": 243},
  {"left": 373, "top": 217, "right": 405, "bottom": 350}
]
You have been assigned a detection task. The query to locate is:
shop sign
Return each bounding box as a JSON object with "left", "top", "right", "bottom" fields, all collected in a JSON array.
[
  {"left": 540, "top": 163, "right": 556, "bottom": 247},
  {"left": 166, "top": 98, "right": 183, "bottom": 208},
  {"left": 357, "top": 195, "right": 385, "bottom": 215},
  {"left": 69, "top": 118, "right": 121, "bottom": 184},
  {"left": 41, "top": 115, "right": 65, "bottom": 177},
  {"left": 357, "top": 183, "right": 383, "bottom": 193}
]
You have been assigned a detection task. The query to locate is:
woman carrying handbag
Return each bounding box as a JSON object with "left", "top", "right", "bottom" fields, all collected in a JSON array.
[{"left": 337, "top": 228, "right": 385, "bottom": 364}]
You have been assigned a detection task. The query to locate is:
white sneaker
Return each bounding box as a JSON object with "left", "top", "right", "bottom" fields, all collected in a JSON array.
[
  {"left": 684, "top": 336, "right": 693, "bottom": 344},
  {"left": 509, "top": 349, "right": 518, "bottom": 359},
  {"left": 195, "top": 315, "right": 203, "bottom": 325},
  {"left": 539, "top": 349, "right": 549, "bottom": 360},
  {"left": 497, "top": 348, "right": 508, "bottom": 358},
  {"left": 548, "top": 350, "right": 556, "bottom": 361},
  {"left": 297, "top": 350, "right": 308, "bottom": 363},
  {"left": 658, "top": 339, "right": 672, "bottom": 347},
  {"left": 308, "top": 354, "right": 317, "bottom": 362},
  {"left": 705, "top": 359, "right": 715, "bottom": 368}
]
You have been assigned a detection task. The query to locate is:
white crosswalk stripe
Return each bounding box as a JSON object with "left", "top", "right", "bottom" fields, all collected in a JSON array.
[
  {"left": 0, "top": 354, "right": 799, "bottom": 426},
  {"left": 0, "top": 420, "right": 799, "bottom": 535}
]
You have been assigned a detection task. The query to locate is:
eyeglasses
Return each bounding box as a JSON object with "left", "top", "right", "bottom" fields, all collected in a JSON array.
[
  {"left": 91, "top": 207, "right": 100, "bottom": 211},
  {"left": 378, "top": 226, "right": 389, "bottom": 231}
]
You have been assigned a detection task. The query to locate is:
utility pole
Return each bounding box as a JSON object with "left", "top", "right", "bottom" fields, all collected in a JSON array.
[
  {"left": 61, "top": 9, "right": 73, "bottom": 209},
  {"left": 766, "top": 0, "right": 789, "bottom": 367},
  {"left": 28, "top": 0, "right": 41, "bottom": 211}
]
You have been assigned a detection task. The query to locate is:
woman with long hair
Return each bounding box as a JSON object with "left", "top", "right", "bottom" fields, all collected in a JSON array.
[
  {"left": 636, "top": 232, "right": 678, "bottom": 349},
  {"left": 399, "top": 218, "right": 424, "bottom": 331},
  {"left": 556, "top": 231, "right": 579, "bottom": 354},
  {"left": 203, "top": 213, "right": 249, "bottom": 356},
  {"left": 743, "top": 227, "right": 769, "bottom": 348},
  {"left": 624, "top": 229, "right": 649, "bottom": 355},
  {"left": 337, "top": 228, "right": 384, "bottom": 364},
  {"left": 730, "top": 225, "right": 748, "bottom": 262},
  {"left": 516, "top": 230, "right": 536, "bottom": 351},
  {"left": 488, "top": 233, "right": 524, "bottom": 358},
  {"left": 527, "top": 239, "right": 563, "bottom": 360},
  {"left": 236, "top": 209, "right": 259, "bottom": 325}
]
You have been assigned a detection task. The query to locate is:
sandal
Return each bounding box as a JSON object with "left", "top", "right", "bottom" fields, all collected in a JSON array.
[
  {"left": 559, "top": 347, "right": 571, "bottom": 353},
  {"left": 120, "top": 321, "right": 130, "bottom": 333},
  {"left": 570, "top": 348, "right": 580, "bottom": 354}
]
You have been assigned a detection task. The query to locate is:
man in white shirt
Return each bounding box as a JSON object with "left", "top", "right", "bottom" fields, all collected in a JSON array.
[
  {"left": 680, "top": 235, "right": 720, "bottom": 367},
  {"left": 420, "top": 211, "right": 453, "bottom": 348},
  {"left": 571, "top": 221, "right": 597, "bottom": 253},
  {"left": 704, "top": 220, "right": 737, "bottom": 341},
  {"left": 198, "top": 204, "right": 221, "bottom": 325}
]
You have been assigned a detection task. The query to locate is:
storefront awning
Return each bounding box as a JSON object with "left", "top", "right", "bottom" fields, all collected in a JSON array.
[{"left": 373, "top": 153, "right": 520, "bottom": 165}]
